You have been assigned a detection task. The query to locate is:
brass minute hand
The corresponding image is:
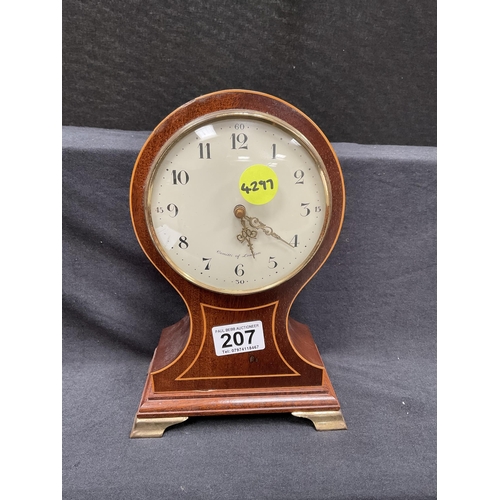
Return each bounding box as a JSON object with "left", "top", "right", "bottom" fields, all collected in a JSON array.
[{"left": 234, "top": 205, "right": 294, "bottom": 251}]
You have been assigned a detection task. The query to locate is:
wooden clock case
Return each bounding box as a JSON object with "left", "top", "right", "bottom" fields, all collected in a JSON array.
[{"left": 129, "top": 90, "right": 346, "bottom": 437}]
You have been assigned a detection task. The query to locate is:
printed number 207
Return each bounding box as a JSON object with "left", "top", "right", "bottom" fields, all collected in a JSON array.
[{"left": 221, "top": 329, "right": 255, "bottom": 348}]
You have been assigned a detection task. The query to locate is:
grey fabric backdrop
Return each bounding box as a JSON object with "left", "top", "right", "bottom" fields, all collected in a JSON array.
[
  {"left": 62, "top": 126, "right": 436, "bottom": 500},
  {"left": 62, "top": 0, "right": 436, "bottom": 146}
]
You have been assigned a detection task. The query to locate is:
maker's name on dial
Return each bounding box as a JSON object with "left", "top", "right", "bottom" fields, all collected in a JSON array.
[{"left": 216, "top": 249, "right": 262, "bottom": 259}]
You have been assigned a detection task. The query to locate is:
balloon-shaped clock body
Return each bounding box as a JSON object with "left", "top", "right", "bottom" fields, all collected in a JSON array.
[{"left": 129, "top": 90, "right": 346, "bottom": 437}]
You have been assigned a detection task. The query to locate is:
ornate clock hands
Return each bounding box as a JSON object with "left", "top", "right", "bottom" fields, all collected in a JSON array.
[
  {"left": 235, "top": 205, "right": 257, "bottom": 258},
  {"left": 234, "top": 205, "right": 293, "bottom": 257}
]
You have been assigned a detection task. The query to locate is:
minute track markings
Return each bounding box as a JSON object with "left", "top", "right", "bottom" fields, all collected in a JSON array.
[{"left": 147, "top": 113, "right": 328, "bottom": 294}]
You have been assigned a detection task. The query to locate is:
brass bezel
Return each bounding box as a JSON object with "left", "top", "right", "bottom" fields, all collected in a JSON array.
[{"left": 144, "top": 109, "right": 332, "bottom": 295}]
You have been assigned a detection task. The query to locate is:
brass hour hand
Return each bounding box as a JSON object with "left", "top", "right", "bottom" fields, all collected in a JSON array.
[
  {"left": 233, "top": 205, "right": 293, "bottom": 250},
  {"left": 237, "top": 225, "right": 257, "bottom": 258}
]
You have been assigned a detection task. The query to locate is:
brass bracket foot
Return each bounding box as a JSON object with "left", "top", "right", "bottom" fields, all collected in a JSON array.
[
  {"left": 130, "top": 416, "right": 188, "bottom": 438},
  {"left": 292, "top": 410, "right": 347, "bottom": 431}
]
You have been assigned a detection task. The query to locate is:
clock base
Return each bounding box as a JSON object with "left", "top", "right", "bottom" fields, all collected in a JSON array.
[
  {"left": 130, "top": 409, "right": 346, "bottom": 438},
  {"left": 130, "top": 313, "right": 346, "bottom": 437},
  {"left": 130, "top": 416, "right": 189, "bottom": 438},
  {"left": 291, "top": 410, "right": 347, "bottom": 431}
]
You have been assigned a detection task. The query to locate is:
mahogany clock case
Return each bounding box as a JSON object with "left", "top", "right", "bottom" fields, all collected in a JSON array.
[
  {"left": 128, "top": 90, "right": 347, "bottom": 432},
  {"left": 62, "top": 126, "right": 437, "bottom": 499}
]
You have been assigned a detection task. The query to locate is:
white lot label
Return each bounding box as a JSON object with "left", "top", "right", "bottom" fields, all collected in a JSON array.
[{"left": 212, "top": 320, "right": 265, "bottom": 357}]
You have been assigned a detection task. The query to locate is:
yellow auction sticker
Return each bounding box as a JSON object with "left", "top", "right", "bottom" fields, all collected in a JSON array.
[{"left": 239, "top": 164, "right": 279, "bottom": 205}]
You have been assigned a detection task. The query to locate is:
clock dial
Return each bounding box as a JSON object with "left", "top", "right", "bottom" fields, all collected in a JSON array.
[{"left": 146, "top": 111, "right": 331, "bottom": 294}]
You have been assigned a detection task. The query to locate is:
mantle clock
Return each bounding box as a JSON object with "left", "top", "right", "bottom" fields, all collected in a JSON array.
[{"left": 129, "top": 89, "right": 346, "bottom": 437}]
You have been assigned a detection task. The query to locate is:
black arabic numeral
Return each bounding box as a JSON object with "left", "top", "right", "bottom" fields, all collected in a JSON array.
[
  {"left": 233, "top": 331, "right": 244, "bottom": 346},
  {"left": 301, "top": 203, "right": 311, "bottom": 217},
  {"left": 231, "top": 133, "right": 248, "bottom": 150},
  {"left": 221, "top": 333, "right": 232, "bottom": 348},
  {"left": 199, "top": 142, "right": 211, "bottom": 159},
  {"left": 166, "top": 203, "right": 178, "bottom": 217},
  {"left": 172, "top": 170, "right": 189, "bottom": 185},
  {"left": 178, "top": 236, "right": 189, "bottom": 249},
  {"left": 294, "top": 170, "right": 305, "bottom": 184},
  {"left": 245, "top": 329, "right": 255, "bottom": 344}
]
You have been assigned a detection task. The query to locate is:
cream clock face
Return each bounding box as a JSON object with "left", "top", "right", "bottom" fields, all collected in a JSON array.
[{"left": 146, "top": 111, "right": 331, "bottom": 295}]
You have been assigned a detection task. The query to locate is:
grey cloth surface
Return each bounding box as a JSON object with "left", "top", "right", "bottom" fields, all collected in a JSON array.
[
  {"left": 62, "top": 0, "right": 437, "bottom": 146},
  {"left": 62, "top": 126, "right": 437, "bottom": 500}
]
